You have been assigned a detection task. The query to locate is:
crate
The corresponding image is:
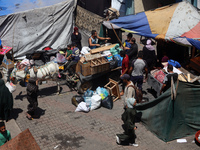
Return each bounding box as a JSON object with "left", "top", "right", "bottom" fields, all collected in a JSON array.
[
  {"left": 90, "top": 57, "right": 110, "bottom": 75},
  {"left": 99, "top": 57, "right": 110, "bottom": 72},
  {"left": 91, "top": 59, "right": 101, "bottom": 74}
]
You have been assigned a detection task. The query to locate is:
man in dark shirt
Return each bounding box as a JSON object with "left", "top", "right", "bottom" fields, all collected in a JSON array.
[
  {"left": 160, "top": 64, "right": 178, "bottom": 94},
  {"left": 126, "top": 38, "right": 138, "bottom": 65}
]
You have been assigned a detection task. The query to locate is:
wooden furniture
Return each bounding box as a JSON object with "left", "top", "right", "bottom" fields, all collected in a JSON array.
[
  {"left": 104, "top": 78, "right": 120, "bottom": 102},
  {"left": 189, "top": 56, "right": 200, "bottom": 73},
  {"left": 90, "top": 43, "right": 117, "bottom": 54}
]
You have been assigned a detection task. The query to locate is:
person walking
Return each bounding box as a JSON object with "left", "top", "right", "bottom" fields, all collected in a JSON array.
[
  {"left": 116, "top": 74, "right": 138, "bottom": 146},
  {"left": 26, "top": 77, "right": 39, "bottom": 120},
  {"left": 129, "top": 51, "right": 148, "bottom": 91}
]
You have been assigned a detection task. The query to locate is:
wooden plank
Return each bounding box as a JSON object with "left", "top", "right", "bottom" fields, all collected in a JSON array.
[{"left": 90, "top": 44, "right": 117, "bottom": 54}]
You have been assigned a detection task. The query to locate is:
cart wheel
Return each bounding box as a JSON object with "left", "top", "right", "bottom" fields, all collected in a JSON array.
[{"left": 77, "top": 81, "right": 93, "bottom": 94}]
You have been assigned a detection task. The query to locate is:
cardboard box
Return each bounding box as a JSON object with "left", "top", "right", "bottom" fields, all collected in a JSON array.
[
  {"left": 79, "top": 61, "right": 91, "bottom": 76},
  {"left": 1, "top": 59, "right": 14, "bottom": 69}
]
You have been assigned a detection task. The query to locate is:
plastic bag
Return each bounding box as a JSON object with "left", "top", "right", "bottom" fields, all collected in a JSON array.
[
  {"left": 75, "top": 102, "right": 90, "bottom": 112},
  {"left": 5, "top": 82, "right": 16, "bottom": 93},
  {"left": 56, "top": 53, "right": 66, "bottom": 63},
  {"left": 96, "top": 87, "right": 109, "bottom": 100},
  {"left": 110, "top": 44, "right": 122, "bottom": 55},
  {"left": 71, "top": 95, "right": 84, "bottom": 107},
  {"left": 101, "top": 96, "right": 113, "bottom": 109},
  {"left": 113, "top": 54, "right": 123, "bottom": 67},
  {"left": 84, "top": 97, "right": 92, "bottom": 108},
  {"left": 84, "top": 89, "right": 93, "bottom": 97},
  {"left": 90, "top": 94, "right": 102, "bottom": 110}
]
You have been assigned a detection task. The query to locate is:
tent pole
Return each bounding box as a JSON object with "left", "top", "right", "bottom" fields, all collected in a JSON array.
[{"left": 110, "top": 24, "right": 123, "bottom": 47}]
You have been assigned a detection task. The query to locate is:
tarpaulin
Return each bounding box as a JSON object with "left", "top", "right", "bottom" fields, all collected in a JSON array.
[
  {"left": 0, "top": 0, "right": 71, "bottom": 16},
  {"left": 110, "top": 1, "right": 200, "bottom": 49},
  {"left": 0, "top": 0, "right": 76, "bottom": 58},
  {"left": 136, "top": 81, "right": 200, "bottom": 142}
]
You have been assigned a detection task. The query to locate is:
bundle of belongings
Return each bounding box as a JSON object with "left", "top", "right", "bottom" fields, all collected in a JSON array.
[{"left": 71, "top": 86, "right": 113, "bottom": 113}]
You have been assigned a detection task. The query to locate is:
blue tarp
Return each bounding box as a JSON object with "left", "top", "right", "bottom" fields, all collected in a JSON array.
[
  {"left": 187, "top": 38, "right": 200, "bottom": 50},
  {"left": 0, "top": 0, "right": 68, "bottom": 16},
  {"left": 110, "top": 12, "right": 158, "bottom": 38}
]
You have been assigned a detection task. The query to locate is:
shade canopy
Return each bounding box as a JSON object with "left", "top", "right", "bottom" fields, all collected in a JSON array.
[{"left": 110, "top": 1, "right": 200, "bottom": 49}]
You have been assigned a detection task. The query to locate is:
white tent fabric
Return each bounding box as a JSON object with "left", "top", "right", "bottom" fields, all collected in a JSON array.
[{"left": 0, "top": 0, "right": 76, "bottom": 58}]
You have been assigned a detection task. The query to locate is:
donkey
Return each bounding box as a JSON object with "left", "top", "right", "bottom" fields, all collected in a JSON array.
[{"left": 11, "top": 62, "right": 61, "bottom": 94}]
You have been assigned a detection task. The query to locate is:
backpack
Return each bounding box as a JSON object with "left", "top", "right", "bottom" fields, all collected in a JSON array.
[{"left": 127, "top": 85, "right": 143, "bottom": 103}]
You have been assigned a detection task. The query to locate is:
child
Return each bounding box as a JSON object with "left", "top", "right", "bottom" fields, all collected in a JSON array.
[
  {"left": 65, "top": 44, "right": 72, "bottom": 61},
  {"left": 0, "top": 122, "right": 11, "bottom": 146},
  {"left": 26, "top": 77, "right": 38, "bottom": 120}
]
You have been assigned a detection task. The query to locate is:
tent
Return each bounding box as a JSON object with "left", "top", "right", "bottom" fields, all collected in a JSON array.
[
  {"left": 136, "top": 81, "right": 200, "bottom": 142},
  {"left": 109, "top": 1, "right": 200, "bottom": 50},
  {"left": 0, "top": 0, "right": 77, "bottom": 58}
]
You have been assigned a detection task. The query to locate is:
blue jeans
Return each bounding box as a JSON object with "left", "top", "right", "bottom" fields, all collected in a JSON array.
[{"left": 130, "top": 75, "right": 143, "bottom": 90}]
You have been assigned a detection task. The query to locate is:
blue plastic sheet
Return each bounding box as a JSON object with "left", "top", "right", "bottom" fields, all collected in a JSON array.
[{"left": 0, "top": 0, "right": 68, "bottom": 16}]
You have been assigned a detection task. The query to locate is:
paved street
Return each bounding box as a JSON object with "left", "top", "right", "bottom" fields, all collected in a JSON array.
[{"left": 10, "top": 80, "right": 199, "bottom": 150}]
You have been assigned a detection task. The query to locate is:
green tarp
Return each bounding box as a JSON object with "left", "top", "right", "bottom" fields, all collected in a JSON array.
[{"left": 136, "top": 81, "right": 200, "bottom": 142}]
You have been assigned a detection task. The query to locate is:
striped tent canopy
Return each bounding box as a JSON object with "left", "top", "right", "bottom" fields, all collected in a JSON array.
[{"left": 110, "top": 1, "right": 200, "bottom": 49}]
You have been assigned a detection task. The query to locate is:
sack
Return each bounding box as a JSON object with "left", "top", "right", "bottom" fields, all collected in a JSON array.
[
  {"left": 71, "top": 95, "right": 84, "bottom": 107},
  {"left": 75, "top": 102, "right": 90, "bottom": 112},
  {"left": 168, "top": 59, "right": 181, "bottom": 68},
  {"left": 101, "top": 96, "right": 113, "bottom": 109},
  {"left": 5, "top": 82, "right": 16, "bottom": 93},
  {"left": 84, "top": 97, "right": 92, "bottom": 108},
  {"left": 128, "top": 85, "right": 143, "bottom": 103},
  {"left": 90, "top": 94, "right": 102, "bottom": 110}
]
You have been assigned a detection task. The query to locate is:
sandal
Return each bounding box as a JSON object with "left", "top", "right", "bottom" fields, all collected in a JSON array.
[{"left": 26, "top": 113, "right": 33, "bottom": 120}]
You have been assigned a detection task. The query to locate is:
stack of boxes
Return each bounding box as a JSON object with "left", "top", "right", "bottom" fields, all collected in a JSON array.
[{"left": 77, "top": 53, "right": 110, "bottom": 76}]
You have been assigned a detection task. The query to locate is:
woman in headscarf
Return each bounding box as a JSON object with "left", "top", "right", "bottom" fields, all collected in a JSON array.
[
  {"left": 71, "top": 27, "right": 82, "bottom": 51},
  {"left": 142, "top": 39, "right": 157, "bottom": 71},
  {"left": 26, "top": 77, "right": 38, "bottom": 120},
  {"left": 0, "top": 79, "right": 13, "bottom": 122}
]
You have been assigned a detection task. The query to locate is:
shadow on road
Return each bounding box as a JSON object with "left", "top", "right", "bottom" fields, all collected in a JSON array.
[
  {"left": 10, "top": 108, "right": 23, "bottom": 120},
  {"left": 33, "top": 107, "right": 46, "bottom": 119}
]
